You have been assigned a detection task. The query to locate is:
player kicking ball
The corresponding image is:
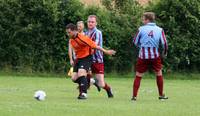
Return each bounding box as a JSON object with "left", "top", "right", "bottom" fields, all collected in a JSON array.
[
  {"left": 132, "top": 12, "right": 168, "bottom": 101},
  {"left": 66, "top": 23, "right": 116, "bottom": 99},
  {"left": 68, "top": 21, "right": 101, "bottom": 93}
]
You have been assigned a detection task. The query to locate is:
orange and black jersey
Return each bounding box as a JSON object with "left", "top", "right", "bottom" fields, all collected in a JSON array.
[{"left": 70, "top": 33, "right": 97, "bottom": 59}]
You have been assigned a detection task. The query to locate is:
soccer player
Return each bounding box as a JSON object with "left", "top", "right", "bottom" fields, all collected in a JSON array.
[
  {"left": 68, "top": 21, "right": 85, "bottom": 66},
  {"left": 68, "top": 21, "right": 100, "bottom": 93},
  {"left": 132, "top": 12, "right": 168, "bottom": 101},
  {"left": 77, "top": 21, "right": 85, "bottom": 35},
  {"left": 85, "top": 15, "right": 114, "bottom": 98},
  {"left": 66, "top": 23, "right": 116, "bottom": 99}
]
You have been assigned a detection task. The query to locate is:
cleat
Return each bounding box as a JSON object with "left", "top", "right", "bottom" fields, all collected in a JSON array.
[
  {"left": 131, "top": 97, "right": 137, "bottom": 101},
  {"left": 107, "top": 89, "right": 114, "bottom": 98},
  {"left": 159, "top": 95, "right": 168, "bottom": 101},
  {"left": 77, "top": 93, "right": 87, "bottom": 100}
]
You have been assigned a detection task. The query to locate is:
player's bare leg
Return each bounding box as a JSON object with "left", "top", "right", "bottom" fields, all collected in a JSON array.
[
  {"left": 96, "top": 74, "right": 113, "bottom": 98},
  {"left": 71, "top": 72, "right": 78, "bottom": 82},
  {"left": 86, "top": 71, "right": 101, "bottom": 91}
]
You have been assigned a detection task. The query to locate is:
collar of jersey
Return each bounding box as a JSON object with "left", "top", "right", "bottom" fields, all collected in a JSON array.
[
  {"left": 146, "top": 23, "right": 156, "bottom": 26},
  {"left": 88, "top": 27, "right": 97, "bottom": 34}
]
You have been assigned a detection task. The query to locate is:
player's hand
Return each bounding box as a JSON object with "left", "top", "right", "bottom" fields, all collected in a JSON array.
[
  {"left": 161, "top": 52, "right": 167, "bottom": 59},
  {"left": 105, "top": 50, "right": 116, "bottom": 56},
  {"left": 70, "top": 59, "right": 74, "bottom": 66}
]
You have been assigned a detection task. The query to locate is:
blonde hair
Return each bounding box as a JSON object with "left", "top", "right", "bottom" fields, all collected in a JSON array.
[
  {"left": 77, "top": 21, "right": 84, "bottom": 28},
  {"left": 77, "top": 21, "right": 84, "bottom": 25},
  {"left": 143, "top": 12, "right": 155, "bottom": 22}
]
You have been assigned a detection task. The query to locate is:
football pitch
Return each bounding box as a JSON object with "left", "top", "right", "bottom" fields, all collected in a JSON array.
[{"left": 0, "top": 74, "right": 200, "bottom": 116}]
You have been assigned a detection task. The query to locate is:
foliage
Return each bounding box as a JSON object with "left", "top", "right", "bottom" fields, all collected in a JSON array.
[
  {"left": 147, "top": 0, "right": 200, "bottom": 71},
  {"left": 101, "top": 0, "right": 143, "bottom": 72},
  {"left": 0, "top": 0, "right": 64, "bottom": 72},
  {"left": 0, "top": 0, "right": 200, "bottom": 73}
]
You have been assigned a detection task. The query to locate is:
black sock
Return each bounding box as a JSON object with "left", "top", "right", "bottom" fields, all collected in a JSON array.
[
  {"left": 79, "top": 76, "right": 88, "bottom": 94},
  {"left": 73, "top": 77, "right": 82, "bottom": 84}
]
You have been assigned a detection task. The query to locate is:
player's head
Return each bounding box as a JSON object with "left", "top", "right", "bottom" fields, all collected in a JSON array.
[
  {"left": 142, "top": 12, "right": 155, "bottom": 24},
  {"left": 66, "top": 23, "right": 78, "bottom": 38},
  {"left": 87, "top": 15, "right": 97, "bottom": 30},
  {"left": 77, "top": 21, "right": 85, "bottom": 33}
]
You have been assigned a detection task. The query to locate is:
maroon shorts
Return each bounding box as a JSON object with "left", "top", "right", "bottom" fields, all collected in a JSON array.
[
  {"left": 91, "top": 63, "right": 104, "bottom": 74},
  {"left": 136, "top": 57, "right": 162, "bottom": 73}
]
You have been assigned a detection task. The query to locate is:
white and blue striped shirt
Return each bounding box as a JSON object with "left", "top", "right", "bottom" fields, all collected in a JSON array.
[
  {"left": 133, "top": 23, "right": 168, "bottom": 59},
  {"left": 86, "top": 27, "right": 104, "bottom": 63}
]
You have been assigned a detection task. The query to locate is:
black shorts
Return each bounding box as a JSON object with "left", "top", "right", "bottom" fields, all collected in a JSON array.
[{"left": 73, "top": 55, "right": 92, "bottom": 72}]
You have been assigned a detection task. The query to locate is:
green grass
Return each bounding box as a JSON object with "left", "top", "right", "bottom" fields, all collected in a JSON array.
[{"left": 0, "top": 75, "right": 200, "bottom": 116}]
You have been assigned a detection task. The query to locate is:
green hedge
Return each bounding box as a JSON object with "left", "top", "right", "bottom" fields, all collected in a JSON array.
[
  {"left": 0, "top": 0, "right": 65, "bottom": 72},
  {"left": 0, "top": 0, "right": 199, "bottom": 73},
  {"left": 147, "top": 0, "right": 200, "bottom": 72}
]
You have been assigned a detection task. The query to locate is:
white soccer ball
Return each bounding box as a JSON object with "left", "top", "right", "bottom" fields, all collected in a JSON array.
[{"left": 34, "top": 90, "right": 46, "bottom": 101}]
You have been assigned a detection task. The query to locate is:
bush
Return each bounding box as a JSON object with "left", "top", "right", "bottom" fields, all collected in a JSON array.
[
  {"left": 147, "top": 0, "right": 200, "bottom": 71},
  {"left": 60, "top": 0, "right": 144, "bottom": 73},
  {"left": 0, "top": 0, "right": 65, "bottom": 72},
  {"left": 1, "top": 0, "right": 199, "bottom": 74},
  {"left": 100, "top": 0, "right": 143, "bottom": 73}
]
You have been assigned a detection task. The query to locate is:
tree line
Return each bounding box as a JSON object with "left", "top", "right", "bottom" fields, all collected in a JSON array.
[{"left": 0, "top": 0, "right": 199, "bottom": 73}]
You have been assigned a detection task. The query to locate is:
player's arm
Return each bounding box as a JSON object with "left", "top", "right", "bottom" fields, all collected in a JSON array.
[
  {"left": 79, "top": 36, "right": 98, "bottom": 49},
  {"left": 160, "top": 29, "right": 168, "bottom": 57},
  {"left": 95, "top": 46, "right": 116, "bottom": 56},
  {"left": 80, "top": 36, "right": 116, "bottom": 56},
  {"left": 92, "top": 32, "right": 116, "bottom": 56},
  {"left": 133, "top": 29, "right": 141, "bottom": 47},
  {"left": 94, "top": 31, "right": 115, "bottom": 55},
  {"left": 68, "top": 42, "right": 74, "bottom": 66}
]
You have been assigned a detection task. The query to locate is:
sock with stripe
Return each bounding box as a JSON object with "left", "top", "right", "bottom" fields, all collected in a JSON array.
[
  {"left": 79, "top": 76, "right": 88, "bottom": 94},
  {"left": 103, "top": 83, "right": 111, "bottom": 92}
]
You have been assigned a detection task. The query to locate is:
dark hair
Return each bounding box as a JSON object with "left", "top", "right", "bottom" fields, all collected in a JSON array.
[
  {"left": 66, "top": 23, "right": 77, "bottom": 31},
  {"left": 143, "top": 12, "right": 155, "bottom": 22}
]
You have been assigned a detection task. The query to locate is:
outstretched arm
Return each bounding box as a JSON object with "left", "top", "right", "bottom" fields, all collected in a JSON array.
[
  {"left": 96, "top": 46, "right": 116, "bottom": 56},
  {"left": 78, "top": 35, "right": 116, "bottom": 56}
]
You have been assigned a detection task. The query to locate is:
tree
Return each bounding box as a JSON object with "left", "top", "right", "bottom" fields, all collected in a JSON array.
[
  {"left": 101, "top": 0, "right": 143, "bottom": 72},
  {"left": 148, "top": 0, "right": 200, "bottom": 71}
]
